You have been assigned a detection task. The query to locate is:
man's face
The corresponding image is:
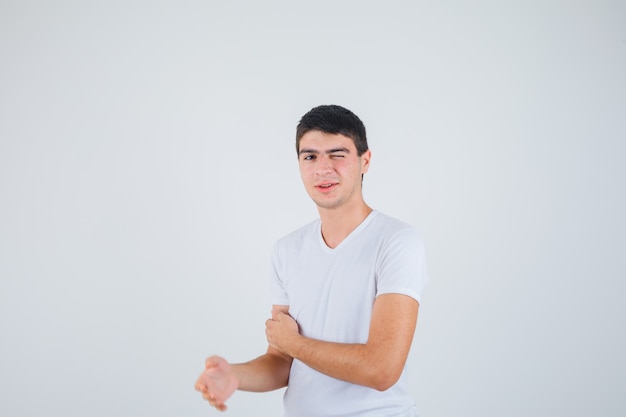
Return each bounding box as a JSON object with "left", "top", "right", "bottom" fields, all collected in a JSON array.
[{"left": 298, "top": 130, "right": 371, "bottom": 210}]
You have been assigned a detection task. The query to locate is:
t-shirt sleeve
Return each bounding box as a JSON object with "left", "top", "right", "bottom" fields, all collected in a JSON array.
[
  {"left": 269, "top": 241, "right": 290, "bottom": 306},
  {"left": 376, "top": 227, "right": 428, "bottom": 304}
]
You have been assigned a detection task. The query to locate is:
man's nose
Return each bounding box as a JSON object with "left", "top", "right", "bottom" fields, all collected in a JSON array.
[{"left": 315, "top": 156, "right": 333, "bottom": 174}]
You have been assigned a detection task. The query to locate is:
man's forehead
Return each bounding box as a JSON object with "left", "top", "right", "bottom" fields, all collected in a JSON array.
[{"left": 299, "top": 131, "right": 355, "bottom": 150}]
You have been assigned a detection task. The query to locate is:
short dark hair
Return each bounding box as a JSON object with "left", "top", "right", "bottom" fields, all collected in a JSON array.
[{"left": 296, "top": 105, "right": 368, "bottom": 156}]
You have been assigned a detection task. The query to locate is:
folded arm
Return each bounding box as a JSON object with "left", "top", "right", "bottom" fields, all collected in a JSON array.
[{"left": 266, "top": 293, "right": 418, "bottom": 391}]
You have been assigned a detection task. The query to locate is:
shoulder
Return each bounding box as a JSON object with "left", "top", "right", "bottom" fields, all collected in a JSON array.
[
  {"left": 368, "top": 211, "right": 424, "bottom": 243},
  {"left": 366, "top": 212, "right": 427, "bottom": 266},
  {"left": 273, "top": 218, "right": 319, "bottom": 252},
  {"left": 371, "top": 212, "right": 429, "bottom": 301}
]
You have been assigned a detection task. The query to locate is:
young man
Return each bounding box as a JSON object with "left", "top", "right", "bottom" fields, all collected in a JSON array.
[{"left": 195, "top": 105, "right": 428, "bottom": 416}]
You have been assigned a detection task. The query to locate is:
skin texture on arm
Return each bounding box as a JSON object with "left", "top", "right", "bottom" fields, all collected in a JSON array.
[
  {"left": 194, "top": 305, "right": 293, "bottom": 411},
  {"left": 266, "top": 293, "right": 418, "bottom": 391}
]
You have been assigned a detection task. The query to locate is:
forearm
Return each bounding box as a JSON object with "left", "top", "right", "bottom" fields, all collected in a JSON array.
[
  {"left": 287, "top": 336, "right": 398, "bottom": 391},
  {"left": 266, "top": 295, "right": 418, "bottom": 391},
  {"left": 232, "top": 349, "right": 292, "bottom": 392}
]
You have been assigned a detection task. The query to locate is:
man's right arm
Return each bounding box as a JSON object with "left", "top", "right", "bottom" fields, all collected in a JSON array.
[
  {"left": 233, "top": 346, "right": 293, "bottom": 392},
  {"left": 194, "top": 305, "right": 292, "bottom": 411}
]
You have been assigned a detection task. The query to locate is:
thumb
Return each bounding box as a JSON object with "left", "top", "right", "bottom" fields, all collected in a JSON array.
[
  {"left": 205, "top": 355, "right": 223, "bottom": 369},
  {"left": 271, "top": 307, "right": 286, "bottom": 320}
]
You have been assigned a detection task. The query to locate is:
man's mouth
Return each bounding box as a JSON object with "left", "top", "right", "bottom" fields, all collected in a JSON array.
[{"left": 316, "top": 182, "right": 338, "bottom": 191}]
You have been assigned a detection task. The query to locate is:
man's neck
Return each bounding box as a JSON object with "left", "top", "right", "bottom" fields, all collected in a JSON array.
[{"left": 318, "top": 201, "right": 373, "bottom": 249}]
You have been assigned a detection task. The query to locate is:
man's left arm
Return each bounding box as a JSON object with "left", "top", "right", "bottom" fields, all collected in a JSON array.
[{"left": 265, "top": 293, "right": 418, "bottom": 391}]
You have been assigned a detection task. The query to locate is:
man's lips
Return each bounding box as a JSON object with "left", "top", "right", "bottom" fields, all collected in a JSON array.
[{"left": 315, "top": 182, "right": 338, "bottom": 192}]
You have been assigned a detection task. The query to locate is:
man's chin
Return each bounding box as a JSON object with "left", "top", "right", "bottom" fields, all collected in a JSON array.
[{"left": 312, "top": 198, "right": 343, "bottom": 210}]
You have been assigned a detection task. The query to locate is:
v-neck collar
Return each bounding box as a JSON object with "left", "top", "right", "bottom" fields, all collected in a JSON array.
[{"left": 317, "top": 210, "right": 378, "bottom": 254}]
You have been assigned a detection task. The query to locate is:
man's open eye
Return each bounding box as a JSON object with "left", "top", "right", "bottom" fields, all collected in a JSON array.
[{"left": 303, "top": 154, "right": 316, "bottom": 161}]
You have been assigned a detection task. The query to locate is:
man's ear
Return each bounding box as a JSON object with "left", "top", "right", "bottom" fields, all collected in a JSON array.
[{"left": 360, "top": 149, "right": 372, "bottom": 174}]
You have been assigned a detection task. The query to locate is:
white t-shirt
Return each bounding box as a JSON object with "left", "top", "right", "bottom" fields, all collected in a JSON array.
[{"left": 270, "top": 211, "right": 428, "bottom": 417}]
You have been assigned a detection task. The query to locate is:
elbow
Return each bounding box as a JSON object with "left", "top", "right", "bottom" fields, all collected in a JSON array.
[
  {"left": 372, "top": 377, "right": 399, "bottom": 392},
  {"left": 369, "top": 368, "right": 402, "bottom": 392},
  {"left": 361, "top": 351, "right": 406, "bottom": 391}
]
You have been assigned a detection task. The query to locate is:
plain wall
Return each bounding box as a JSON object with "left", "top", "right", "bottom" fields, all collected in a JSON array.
[{"left": 1, "top": 1, "right": 624, "bottom": 416}]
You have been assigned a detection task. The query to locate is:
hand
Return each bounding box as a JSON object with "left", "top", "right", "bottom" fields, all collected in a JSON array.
[
  {"left": 265, "top": 307, "right": 299, "bottom": 356},
  {"left": 194, "top": 356, "right": 239, "bottom": 411}
]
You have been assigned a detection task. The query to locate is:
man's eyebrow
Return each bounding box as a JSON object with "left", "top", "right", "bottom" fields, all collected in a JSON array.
[
  {"left": 326, "top": 147, "right": 350, "bottom": 154},
  {"left": 298, "top": 147, "right": 351, "bottom": 155}
]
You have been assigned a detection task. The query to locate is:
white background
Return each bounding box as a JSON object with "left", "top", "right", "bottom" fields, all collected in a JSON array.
[{"left": 1, "top": 1, "right": 624, "bottom": 416}]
